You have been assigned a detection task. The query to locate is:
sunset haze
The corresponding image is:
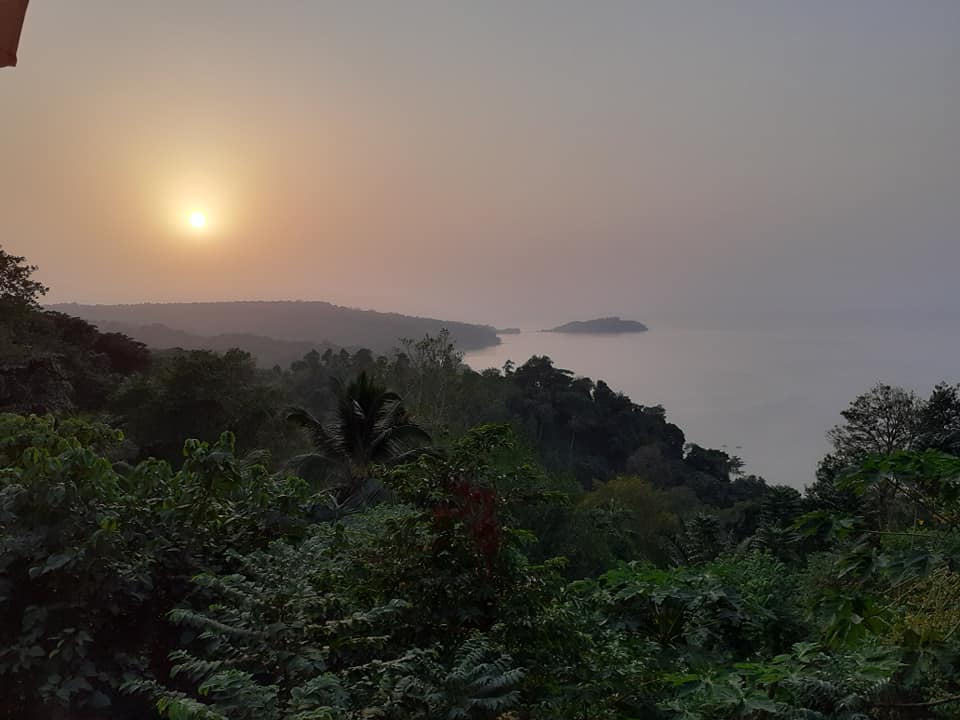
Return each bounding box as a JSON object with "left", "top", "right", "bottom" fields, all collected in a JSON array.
[{"left": 3, "top": 1, "right": 958, "bottom": 327}]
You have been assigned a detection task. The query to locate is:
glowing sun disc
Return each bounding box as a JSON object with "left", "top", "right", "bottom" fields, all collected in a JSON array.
[{"left": 188, "top": 211, "right": 207, "bottom": 229}]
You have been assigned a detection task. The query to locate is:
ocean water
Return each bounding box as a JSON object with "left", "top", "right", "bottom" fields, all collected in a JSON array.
[{"left": 464, "top": 317, "right": 960, "bottom": 489}]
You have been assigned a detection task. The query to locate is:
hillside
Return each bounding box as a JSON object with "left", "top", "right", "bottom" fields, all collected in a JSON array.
[
  {"left": 50, "top": 301, "right": 501, "bottom": 353},
  {"left": 89, "top": 321, "right": 336, "bottom": 368}
]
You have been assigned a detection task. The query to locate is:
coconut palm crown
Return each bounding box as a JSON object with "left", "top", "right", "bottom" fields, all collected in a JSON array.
[{"left": 287, "top": 371, "right": 431, "bottom": 492}]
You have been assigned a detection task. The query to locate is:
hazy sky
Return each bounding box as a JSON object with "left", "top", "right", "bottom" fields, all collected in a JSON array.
[{"left": 3, "top": 1, "right": 958, "bottom": 326}]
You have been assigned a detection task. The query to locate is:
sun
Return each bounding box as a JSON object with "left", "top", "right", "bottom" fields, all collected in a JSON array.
[{"left": 188, "top": 211, "right": 207, "bottom": 229}]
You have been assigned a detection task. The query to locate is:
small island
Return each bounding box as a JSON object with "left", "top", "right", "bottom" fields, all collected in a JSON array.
[
  {"left": 545, "top": 316, "right": 648, "bottom": 334},
  {"left": 496, "top": 327, "right": 522, "bottom": 335}
]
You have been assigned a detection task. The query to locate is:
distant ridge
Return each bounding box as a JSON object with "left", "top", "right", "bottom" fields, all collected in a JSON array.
[
  {"left": 49, "top": 301, "right": 501, "bottom": 353},
  {"left": 87, "top": 321, "right": 335, "bottom": 368},
  {"left": 545, "top": 316, "right": 648, "bottom": 334}
]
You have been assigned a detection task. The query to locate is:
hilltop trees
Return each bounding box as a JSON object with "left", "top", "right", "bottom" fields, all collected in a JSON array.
[
  {"left": 811, "top": 382, "right": 960, "bottom": 522},
  {"left": 392, "top": 329, "right": 464, "bottom": 431},
  {"left": 917, "top": 382, "right": 960, "bottom": 454},
  {"left": 508, "top": 355, "right": 688, "bottom": 486},
  {"left": 818, "top": 382, "right": 960, "bottom": 472},
  {"left": 0, "top": 246, "right": 47, "bottom": 308},
  {"left": 0, "top": 249, "right": 151, "bottom": 414},
  {"left": 279, "top": 348, "right": 740, "bottom": 510},
  {"left": 826, "top": 383, "right": 923, "bottom": 466},
  {"left": 111, "top": 349, "right": 277, "bottom": 463}
]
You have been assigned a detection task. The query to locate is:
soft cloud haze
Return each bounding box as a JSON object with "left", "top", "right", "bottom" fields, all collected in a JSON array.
[{"left": 3, "top": 1, "right": 958, "bottom": 326}]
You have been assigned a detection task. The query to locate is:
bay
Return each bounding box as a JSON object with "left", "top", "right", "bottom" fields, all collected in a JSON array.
[{"left": 464, "top": 316, "right": 960, "bottom": 488}]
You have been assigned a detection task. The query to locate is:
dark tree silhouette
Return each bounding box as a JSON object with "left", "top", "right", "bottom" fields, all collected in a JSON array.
[
  {"left": 287, "top": 371, "right": 430, "bottom": 497},
  {"left": 0, "top": 245, "right": 48, "bottom": 307}
]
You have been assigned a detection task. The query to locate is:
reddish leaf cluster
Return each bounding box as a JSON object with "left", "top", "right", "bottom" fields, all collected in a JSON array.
[{"left": 432, "top": 479, "right": 502, "bottom": 570}]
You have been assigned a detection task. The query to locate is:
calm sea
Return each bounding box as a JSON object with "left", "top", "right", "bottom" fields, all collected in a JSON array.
[{"left": 464, "top": 314, "right": 960, "bottom": 489}]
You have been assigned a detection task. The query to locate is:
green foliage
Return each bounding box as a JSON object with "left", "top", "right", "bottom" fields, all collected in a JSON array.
[
  {"left": 811, "top": 382, "right": 960, "bottom": 527},
  {"left": 578, "top": 476, "right": 691, "bottom": 566},
  {"left": 277, "top": 343, "right": 748, "bottom": 510},
  {"left": 0, "top": 415, "right": 312, "bottom": 718},
  {"left": 9, "top": 270, "right": 960, "bottom": 719},
  {"left": 508, "top": 356, "right": 687, "bottom": 487},
  {"left": 841, "top": 449, "right": 960, "bottom": 525},
  {"left": 7, "top": 414, "right": 960, "bottom": 718},
  {"left": 390, "top": 329, "right": 466, "bottom": 434},
  {"left": 111, "top": 348, "right": 277, "bottom": 463},
  {"left": 663, "top": 642, "right": 900, "bottom": 719},
  {"left": 123, "top": 487, "right": 529, "bottom": 719}
]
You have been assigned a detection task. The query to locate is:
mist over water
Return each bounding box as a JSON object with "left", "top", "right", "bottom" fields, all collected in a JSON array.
[{"left": 465, "top": 313, "right": 960, "bottom": 488}]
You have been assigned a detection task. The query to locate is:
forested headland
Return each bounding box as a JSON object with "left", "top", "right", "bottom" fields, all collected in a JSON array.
[
  {"left": 4, "top": 246, "right": 960, "bottom": 719},
  {"left": 51, "top": 301, "right": 502, "bottom": 355}
]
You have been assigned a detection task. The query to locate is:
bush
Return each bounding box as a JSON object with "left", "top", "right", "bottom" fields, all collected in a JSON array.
[{"left": 0, "top": 415, "right": 312, "bottom": 718}]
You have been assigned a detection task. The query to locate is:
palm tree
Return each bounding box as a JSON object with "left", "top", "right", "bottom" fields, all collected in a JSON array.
[{"left": 287, "top": 372, "right": 431, "bottom": 501}]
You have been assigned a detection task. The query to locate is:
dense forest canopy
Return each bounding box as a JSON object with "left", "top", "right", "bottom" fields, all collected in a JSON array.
[
  {"left": 4, "top": 248, "right": 960, "bottom": 719},
  {"left": 84, "top": 321, "right": 339, "bottom": 370}
]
